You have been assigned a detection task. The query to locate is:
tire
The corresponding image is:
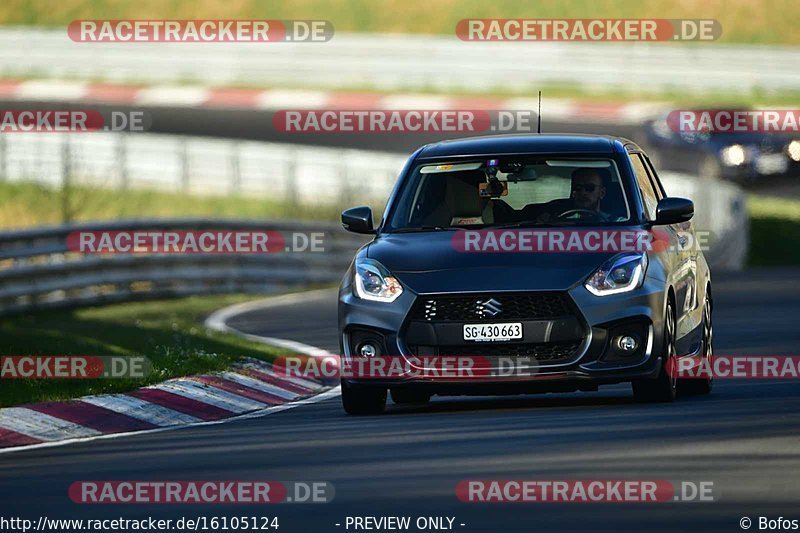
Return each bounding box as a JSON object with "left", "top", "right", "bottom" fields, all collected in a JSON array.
[
  {"left": 633, "top": 302, "right": 678, "bottom": 403},
  {"left": 680, "top": 294, "right": 714, "bottom": 395},
  {"left": 390, "top": 388, "right": 431, "bottom": 405},
  {"left": 341, "top": 380, "right": 386, "bottom": 415}
]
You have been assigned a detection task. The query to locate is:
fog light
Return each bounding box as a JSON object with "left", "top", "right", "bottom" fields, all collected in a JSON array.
[
  {"left": 601, "top": 322, "right": 650, "bottom": 363},
  {"left": 616, "top": 335, "right": 639, "bottom": 352},
  {"left": 359, "top": 343, "right": 379, "bottom": 357}
]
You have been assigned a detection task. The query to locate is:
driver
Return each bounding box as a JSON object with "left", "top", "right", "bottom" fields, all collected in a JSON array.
[
  {"left": 534, "top": 167, "right": 610, "bottom": 221},
  {"left": 570, "top": 167, "right": 607, "bottom": 212}
]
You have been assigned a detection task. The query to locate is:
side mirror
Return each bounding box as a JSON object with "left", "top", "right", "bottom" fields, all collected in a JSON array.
[
  {"left": 655, "top": 197, "right": 694, "bottom": 225},
  {"left": 341, "top": 206, "right": 375, "bottom": 234}
]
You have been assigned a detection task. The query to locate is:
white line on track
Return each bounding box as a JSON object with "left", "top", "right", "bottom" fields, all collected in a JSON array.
[{"left": 204, "top": 288, "right": 340, "bottom": 362}]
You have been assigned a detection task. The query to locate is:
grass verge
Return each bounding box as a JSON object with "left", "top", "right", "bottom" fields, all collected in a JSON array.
[
  {"left": 0, "top": 180, "right": 341, "bottom": 229},
  {"left": 0, "top": 294, "right": 291, "bottom": 407},
  {"left": 748, "top": 195, "right": 800, "bottom": 267}
]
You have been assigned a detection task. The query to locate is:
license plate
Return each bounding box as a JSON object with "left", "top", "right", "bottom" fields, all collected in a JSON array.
[
  {"left": 463, "top": 322, "right": 523, "bottom": 342},
  {"left": 755, "top": 153, "right": 789, "bottom": 175}
]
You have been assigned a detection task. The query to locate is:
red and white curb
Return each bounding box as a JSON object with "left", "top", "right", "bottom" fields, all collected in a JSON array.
[
  {"left": 0, "top": 79, "right": 666, "bottom": 124},
  {"left": 0, "top": 291, "right": 338, "bottom": 454}
]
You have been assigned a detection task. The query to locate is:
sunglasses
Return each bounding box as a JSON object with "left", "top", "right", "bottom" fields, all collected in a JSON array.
[{"left": 572, "top": 183, "right": 598, "bottom": 193}]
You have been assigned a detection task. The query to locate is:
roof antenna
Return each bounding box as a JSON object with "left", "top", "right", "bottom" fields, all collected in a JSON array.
[{"left": 537, "top": 90, "right": 542, "bottom": 134}]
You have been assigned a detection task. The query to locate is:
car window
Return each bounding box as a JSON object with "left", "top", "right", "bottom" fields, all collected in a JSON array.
[
  {"left": 387, "top": 158, "right": 631, "bottom": 230},
  {"left": 630, "top": 154, "right": 659, "bottom": 221}
]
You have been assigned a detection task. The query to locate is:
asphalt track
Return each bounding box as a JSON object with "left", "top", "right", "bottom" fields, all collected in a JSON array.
[
  {"left": 0, "top": 100, "right": 641, "bottom": 152},
  {"left": 1, "top": 268, "right": 799, "bottom": 532}
]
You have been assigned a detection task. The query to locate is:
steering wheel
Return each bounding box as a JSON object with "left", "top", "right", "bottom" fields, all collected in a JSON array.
[{"left": 557, "top": 209, "right": 608, "bottom": 221}]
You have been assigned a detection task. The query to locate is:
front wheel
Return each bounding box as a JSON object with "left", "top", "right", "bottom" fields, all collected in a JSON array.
[
  {"left": 632, "top": 302, "right": 678, "bottom": 403},
  {"left": 341, "top": 380, "right": 386, "bottom": 415},
  {"left": 680, "top": 294, "right": 714, "bottom": 395}
]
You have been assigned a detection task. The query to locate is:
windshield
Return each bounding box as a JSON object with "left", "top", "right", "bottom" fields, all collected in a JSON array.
[{"left": 386, "top": 157, "right": 631, "bottom": 231}]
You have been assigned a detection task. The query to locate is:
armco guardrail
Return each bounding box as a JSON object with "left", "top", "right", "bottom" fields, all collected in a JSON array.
[
  {"left": 661, "top": 171, "right": 748, "bottom": 272},
  {"left": 1, "top": 28, "right": 799, "bottom": 93},
  {"left": 0, "top": 219, "right": 366, "bottom": 315}
]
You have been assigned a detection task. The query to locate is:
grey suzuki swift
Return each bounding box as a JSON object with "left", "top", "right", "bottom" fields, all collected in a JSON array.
[{"left": 338, "top": 134, "right": 713, "bottom": 415}]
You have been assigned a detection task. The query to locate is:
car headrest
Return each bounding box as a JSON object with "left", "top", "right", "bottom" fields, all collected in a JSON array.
[
  {"left": 571, "top": 167, "right": 612, "bottom": 188},
  {"left": 445, "top": 171, "right": 486, "bottom": 217}
]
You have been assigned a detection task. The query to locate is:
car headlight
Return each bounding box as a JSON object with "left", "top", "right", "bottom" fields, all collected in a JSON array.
[
  {"left": 720, "top": 144, "right": 747, "bottom": 166},
  {"left": 787, "top": 140, "right": 800, "bottom": 162},
  {"left": 585, "top": 253, "right": 649, "bottom": 296},
  {"left": 354, "top": 258, "right": 403, "bottom": 302}
]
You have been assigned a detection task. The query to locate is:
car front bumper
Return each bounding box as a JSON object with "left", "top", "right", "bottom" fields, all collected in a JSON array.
[{"left": 338, "top": 274, "right": 668, "bottom": 392}]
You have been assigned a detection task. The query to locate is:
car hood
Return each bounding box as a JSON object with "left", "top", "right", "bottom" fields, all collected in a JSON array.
[{"left": 367, "top": 231, "right": 618, "bottom": 293}]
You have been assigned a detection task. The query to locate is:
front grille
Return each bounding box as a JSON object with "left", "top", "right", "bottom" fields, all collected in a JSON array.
[
  {"left": 405, "top": 292, "right": 585, "bottom": 366},
  {"left": 409, "top": 341, "right": 582, "bottom": 363},
  {"left": 409, "top": 292, "right": 573, "bottom": 322}
]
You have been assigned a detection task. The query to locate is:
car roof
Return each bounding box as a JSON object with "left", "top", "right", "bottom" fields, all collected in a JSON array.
[{"left": 416, "top": 133, "right": 641, "bottom": 159}]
